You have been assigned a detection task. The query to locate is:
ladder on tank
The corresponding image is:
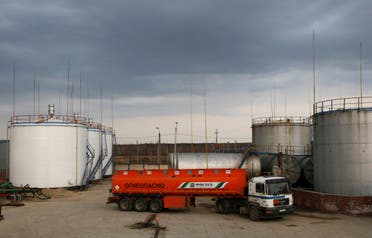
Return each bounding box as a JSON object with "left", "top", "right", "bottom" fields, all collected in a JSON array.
[
  {"left": 102, "top": 134, "right": 117, "bottom": 176},
  {"left": 81, "top": 143, "right": 95, "bottom": 190},
  {"left": 88, "top": 141, "right": 108, "bottom": 182}
]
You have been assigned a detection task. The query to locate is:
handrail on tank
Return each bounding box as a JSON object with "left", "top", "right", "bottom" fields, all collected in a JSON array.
[
  {"left": 253, "top": 144, "right": 311, "bottom": 156},
  {"left": 10, "top": 114, "right": 89, "bottom": 125},
  {"left": 252, "top": 116, "right": 311, "bottom": 125},
  {"left": 314, "top": 96, "right": 372, "bottom": 114}
]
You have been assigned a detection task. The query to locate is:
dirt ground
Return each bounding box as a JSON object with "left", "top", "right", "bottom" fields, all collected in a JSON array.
[{"left": 1, "top": 179, "right": 371, "bottom": 238}]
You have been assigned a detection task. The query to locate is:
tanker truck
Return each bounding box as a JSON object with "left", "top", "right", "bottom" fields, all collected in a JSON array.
[{"left": 107, "top": 168, "right": 293, "bottom": 221}]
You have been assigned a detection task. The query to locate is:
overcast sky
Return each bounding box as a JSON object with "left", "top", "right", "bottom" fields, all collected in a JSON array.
[{"left": 0, "top": 0, "right": 371, "bottom": 143}]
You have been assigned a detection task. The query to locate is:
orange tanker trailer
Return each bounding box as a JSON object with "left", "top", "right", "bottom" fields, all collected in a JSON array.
[{"left": 108, "top": 168, "right": 246, "bottom": 213}]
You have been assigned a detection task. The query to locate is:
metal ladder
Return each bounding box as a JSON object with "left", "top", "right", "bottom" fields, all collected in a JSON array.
[
  {"left": 102, "top": 134, "right": 117, "bottom": 176},
  {"left": 81, "top": 143, "right": 95, "bottom": 190}
]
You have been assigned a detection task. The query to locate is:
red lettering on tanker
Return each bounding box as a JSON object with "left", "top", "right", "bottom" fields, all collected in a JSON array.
[{"left": 124, "top": 183, "right": 165, "bottom": 189}]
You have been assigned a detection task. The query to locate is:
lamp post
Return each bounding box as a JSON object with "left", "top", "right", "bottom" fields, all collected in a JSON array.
[
  {"left": 156, "top": 127, "right": 161, "bottom": 169},
  {"left": 174, "top": 122, "right": 178, "bottom": 169}
]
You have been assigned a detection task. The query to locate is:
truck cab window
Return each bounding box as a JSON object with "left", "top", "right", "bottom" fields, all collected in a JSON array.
[{"left": 256, "top": 183, "right": 264, "bottom": 194}]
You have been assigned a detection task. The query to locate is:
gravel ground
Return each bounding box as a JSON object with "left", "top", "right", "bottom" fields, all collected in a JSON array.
[{"left": 1, "top": 179, "right": 371, "bottom": 238}]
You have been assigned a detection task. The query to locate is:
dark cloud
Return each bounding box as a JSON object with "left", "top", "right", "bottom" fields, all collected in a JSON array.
[{"left": 0, "top": 0, "right": 371, "bottom": 139}]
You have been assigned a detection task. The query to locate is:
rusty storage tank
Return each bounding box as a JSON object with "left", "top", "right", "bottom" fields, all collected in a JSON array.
[
  {"left": 260, "top": 154, "right": 301, "bottom": 184},
  {"left": 9, "top": 105, "right": 88, "bottom": 188},
  {"left": 0, "top": 140, "right": 9, "bottom": 180},
  {"left": 252, "top": 116, "right": 312, "bottom": 156},
  {"left": 300, "top": 156, "right": 314, "bottom": 185},
  {"left": 314, "top": 97, "right": 372, "bottom": 196}
]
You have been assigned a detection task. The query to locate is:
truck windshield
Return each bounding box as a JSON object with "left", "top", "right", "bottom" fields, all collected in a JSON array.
[{"left": 266, "top": 182, "right": 290, "bottom": 195}]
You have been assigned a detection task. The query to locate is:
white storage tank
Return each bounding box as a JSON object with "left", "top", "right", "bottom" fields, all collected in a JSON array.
[
  {"left": 88, "top": 123, "right": 102, "bottom": 180},
  {"left": 102, "top": 128, "right": 114, "bottom": 176},
  {"left": 252, "top": 116, "right": 312, "bottom": 156},
  {"left": 9, "top": 108, "right": 88, "bottom": 188},
  {"left": 314, "top": 97, "right": 372, "bottom": 196}
]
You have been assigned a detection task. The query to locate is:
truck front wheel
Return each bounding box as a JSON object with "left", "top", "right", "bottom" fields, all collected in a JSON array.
[
  {"left": 118, "top": 197, "right": 132, "bottom": 211},
  {"left": 249, "top": 205, "right": 260, "bottom": 221}
]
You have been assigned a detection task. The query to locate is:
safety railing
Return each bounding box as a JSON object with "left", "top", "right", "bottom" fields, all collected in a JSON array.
[
  {"left": 252, "top": 116, "right": 311, "bottom": 126},
  {"left": 253, "top": 144, "right": 312, "bottom": 156},
  {"left": 10, "top": 114, "right": 88, "bottom": 125},
  {"left": 9, "top": 114, "right": 113, "bottom": 131},
  {"left": 314, "top": 96, "right": 372, "bottom": 114}
]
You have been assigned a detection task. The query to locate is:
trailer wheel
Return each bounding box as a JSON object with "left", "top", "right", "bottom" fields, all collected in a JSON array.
[
  {"left": 134, "top": 197, "right": 147, "bottom": 212},
  {"left": 118, "top": 197, "right": 132, "bottom": 211},
  {"left": 149, "top": 198, "right": 163, "bottom": 213},
  {"left": 216, "top": 199, "right": 229, "bottom": 214},
  {"left": 249, "top": 205, "right": 260, "bottom": 221}
]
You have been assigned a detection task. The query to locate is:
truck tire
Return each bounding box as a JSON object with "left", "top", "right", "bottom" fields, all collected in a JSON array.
[
  {"left": 216, "top": 199, "right": 229, "bottom": 214},
  {"left": 249, "top": 205, "right": 260, "bottom": 221},
  {"left": 118, "top": 197, "right": 132, "bottom": 211},
  {"left": 149, "top": 198, "right": 163, "bottom": 213},
  {"left": 134, "top": 197, "right": 147, "bottom": 212}
]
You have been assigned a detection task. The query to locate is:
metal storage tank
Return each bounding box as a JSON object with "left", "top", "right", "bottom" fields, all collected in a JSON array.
[
  {"left": 0, "top": 140, "right": 9, "bottom": 180},
  {"left": 102, "top": 128, "right": 114, "bottom": 176},
  {"left": 240, "top": 154, "right": 261, "bottom": 178},
  {"left": 300, "top": 156, "right": 314, "bottom": 185},
  {"left": 170, "top": 153, "right": 242, "bottom": 169},
  {"left": 88, "top": 123, "right": 102, "bottom": 180},
  {"left": 314, "top": 97, "right": 372, "bottom": 196},
  {"left": 260, "top": 154, "right": 301, "bottom": 184},
  {"left": 252, "top": 116, "right": 312, "bottom": 156},
  {"left": 9, "top": 107, "right": 88, "bottom": 188}
]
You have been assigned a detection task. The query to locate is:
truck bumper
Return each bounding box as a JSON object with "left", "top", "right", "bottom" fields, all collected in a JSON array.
[{"left": 259, "top": 206, "right": 294, "bottom": 218}]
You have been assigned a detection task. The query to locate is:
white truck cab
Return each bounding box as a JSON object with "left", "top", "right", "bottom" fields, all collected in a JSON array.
[{"left": 244, "top": 176, "right": 294, "bottom": 220}]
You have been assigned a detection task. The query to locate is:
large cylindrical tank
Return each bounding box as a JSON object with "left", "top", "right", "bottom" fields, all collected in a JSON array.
[
  {"left": 260, "top": 154, "right": 301, "bottom": 184},
  {"left": 88, "top": 127, "right": 102, "bottom": 180},
  {"left": 102, "top": 129, "right": 114, "bottom": 176},
  {"left": 300, "top": 156, "right": 313, "bottom": 185},
  {"left": 169, "top": 153, "right": 242, "bottom": 169},
  {"left": 9, "top": 118, "right": 88, "bottom": 188},
  {"left": 240, "top": 154, "right": 261, "bottom": 178},
  {"left": 314, "top": 97, "right": 372, "bottom": 196},
  {"left": 252, "top": 117, "right": 312, "bottom": 156}
]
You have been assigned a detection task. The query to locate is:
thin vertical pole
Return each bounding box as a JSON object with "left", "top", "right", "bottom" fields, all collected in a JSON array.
[
  {"left": 203, "top": 71, "right": 208, "bottom": 168},
  {"left": 33, "top": 74, "right": 36, "bottom": 115},
  {"left": 313, "top": 29, "right": 316, "bottom": 114},
  {"left": 360, "top": 41, "right": 363, "bottom": 106},
  {"left": 71, "top": 80, "right": 74, "bottom": 115},
  {"left": 67, "top": 62, "right": 70, "bottom": 117},
  {"left": 37, "top": 80, "right": 40, "bottom": 115},
  {"left": 111, "top": 96, "right": 114, "bottom": 129},
  {"left": 58, "top": 89, "right": 61, "bottom": 115},
  {"left": 190, "top": 80, "right": 194, "bottom": 153},
  {"left": 100, "top": 86, "right": 103, "bottom": 124},
  {"left": 12, "top": 63, "right": 16, "bottom": 118},
  {"left": 79, "top": 73, "right": 82, "bottom": 116}
]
